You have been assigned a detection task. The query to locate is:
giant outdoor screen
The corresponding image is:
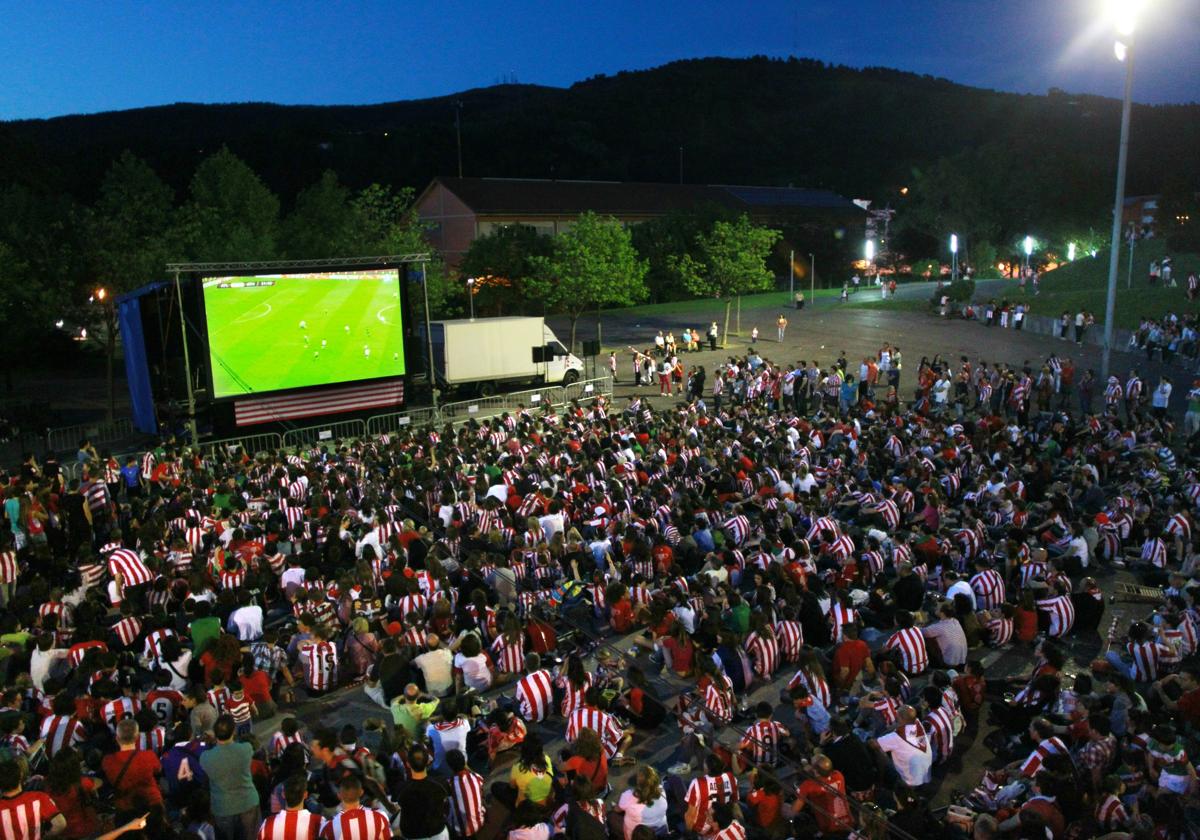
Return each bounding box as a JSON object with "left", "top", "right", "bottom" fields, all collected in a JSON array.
[{"left": 201, "top": 269, "right": 406, "bottom": 399}]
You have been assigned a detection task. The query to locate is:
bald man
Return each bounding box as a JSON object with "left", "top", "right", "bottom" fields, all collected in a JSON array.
[
  {"left": 794, "top": 755, "right": 853, "bottom": 835},
  {"left": 413, "top": 633, "right": 454, "bottom": 696}
]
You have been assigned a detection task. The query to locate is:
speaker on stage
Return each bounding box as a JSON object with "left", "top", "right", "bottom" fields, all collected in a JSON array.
[{"left": 581, "top": 339, "right": 601, "bottom": 357}]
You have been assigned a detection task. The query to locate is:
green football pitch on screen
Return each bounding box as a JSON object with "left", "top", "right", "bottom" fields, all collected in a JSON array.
[{"left": 202, "top": 270, "right": 407, "bottom": 398}]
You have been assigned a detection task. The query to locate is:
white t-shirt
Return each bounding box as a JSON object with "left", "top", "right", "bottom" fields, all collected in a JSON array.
[
  {"left": 414, "top": 648, "right": 454, "bottom": 696},
  {"left": 945, "top": 580, "right": 976, "bottom": 609},
  {"left": 453, "top": 651, "right": 493, "bottom": 691},
  {"left": 228, "top": 605, "right": 264, "bottom": 641},
  {"left": 427, "top": 717, "right": 471, "bottom": 772},
  {"left": 876, "top": 725, "right": 933, "bottom": 786},
  {"left": 618, "top": 790, "right": 668, "bottom": 840}
]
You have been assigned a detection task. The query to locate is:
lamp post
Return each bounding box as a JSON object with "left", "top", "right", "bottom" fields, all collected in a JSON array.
[
  {"left": 94, "top": 287, "right": 118, "bottom": 423},
  {"left": 1068, "top": 242, "right": 1077, "bottom": 262},
  {"left": 865, "top": 239, "right": 875, "bottom": 280},
  {"left": 950, "top": 234, "right": 959, "bottom": 283},
  {"left": 1023, "top": 236, "right": 1034, "bottom": 272},
  {"left": 1102, "top": 2, "right": 1141, "bottom": 381},
  {"left": 466, "top": 277, "right": 476, "bottom": 321}
]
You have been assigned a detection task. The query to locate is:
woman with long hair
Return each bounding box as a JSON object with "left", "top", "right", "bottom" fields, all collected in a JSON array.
[
  {"left": 45, "top": 747, "right": 101, "bottom": 839},
  {"left": 792, "top": 648, "right": 832, "bottom": 709},
  {"left": 615, "top": 765, "right": 668, "bottom": 840},
  {"left": 557, "top": 653, "right": 591, "bottom": 717},
  {"left": 490, "top": 612, "right": 526, "bottom": 683},
  {"left": 559, "top": 725, "right": 607, "bottom": 792},
  {"left": 495, "top": 734, "right": 555, "bottom": 811}
]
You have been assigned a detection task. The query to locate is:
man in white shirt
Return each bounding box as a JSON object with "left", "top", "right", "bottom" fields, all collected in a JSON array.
[
  {"left": 944, "top": 572, "right": 976, "bottom": 610},
  {"left": 539, "top": 503, "right": 566, "bottom": 544},
  {"left": 426, "top": 698, "right": 472, "bottom": 774},
  {"left": 873, "top": 706, "right": 933, "bottom": 786},
  {"left": 413, "top": 634, "right": 454, "bottom": 697},
  {"left": 227, "top": 591, "right": 264, "bottom": 641}
]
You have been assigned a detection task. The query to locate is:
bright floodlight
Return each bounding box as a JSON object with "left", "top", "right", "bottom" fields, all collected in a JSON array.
[
  {"left": 1110, "top": 0, "right": 1145, "bottom": 37},
  {"left": 1023, "top": 236, "right": 1034, "bottom": 256},
  {"left": 1068, "top": 242, "right": 1077, "bottom": 261},
  {"left": 1114, "top": 40, "right": 1128, "bottom": 61},
  {"left": 865, "top": 239, "right": 875, "bottom": 262},
  {"left": 949, "top": 234, "right": 958, "bottom": 254}
]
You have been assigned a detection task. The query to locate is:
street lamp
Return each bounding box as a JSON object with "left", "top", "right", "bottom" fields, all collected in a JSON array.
[
  {"left": 1022, "top": 236, "right": 1034, "bottom": 271},
  {"left": 949, "top": 234, "right": 959, "bottom": 283},
  {"left": 466, "top": 277, "right": 476, "bottom": 320},
  {"left": 1068, "top": 242, "right": 1077, "bottom": 262},
  {"left": 1101, "top": 0, "right": 1143, "bottom": 381}
]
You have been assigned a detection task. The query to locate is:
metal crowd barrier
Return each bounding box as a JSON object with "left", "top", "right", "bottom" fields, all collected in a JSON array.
[
  {"left": 281, "top": 419, "right": 367, "bottom": 450},
  {"left": 45, "top": 418, "right": 134, "bottom": 454},
  {"left": 30, "top": 377, "right": 617, "bottom": 474}
]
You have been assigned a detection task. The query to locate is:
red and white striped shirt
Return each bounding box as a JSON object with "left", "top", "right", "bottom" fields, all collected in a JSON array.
[
  {"left": 712, "top": 821, "right": 747, "bottom": 840},
  {"left": 557, "top": 674, "right": 592, "bottom": 718},
  {"left": 318, "top": 806, "right": 392, "bottom": 840},
  {"left": 970, "top": 569, "right": 1005, "bottom": 612},
  {"left": 1140, "top": 538, "right": 1168, "bottom": 569},
  {"left": 1020, "top": 736, "right": 1068, "bottom": 777},
  {"left": 107, "top": 548, "right": 153, "bottom": 587},
  {"left": 1036, "top": 595, "right": 1075, "bottom": 638},
  {"left": 449, "top": 769, "right": 487, "bottom": 836},
  {"left": 925, "top": 706, "right": 955, "bottom": 762},
  {"left": 0, "top": 551, "right": 19, "bottom": 584},
  {"left": 739, "top": 719, "right": 789, "bottom": 766},
  {"left": 490, "top": 635, "right": 524, "bottom": 675},
  {"left": 885, "top": 627, "right": 928, "bottom": 675},
  {"left": 0, "top": 790, "right": 60, "bottom": 840},
  {"left": 702, "top": 675, "right": 735, "bottom": 726},
  {"left": 745, "top": 632, "right": 779, "bottom": 679},
  {"left": 101, "top": 697, "right": 140, "bottom": 731},
  {"left": 987, "top": 617, "right": 1013, "bottom": 646},
  {"left": 270, "top": 731, "right": 308, "bottom": 759},
  {"left": 112, "top": 616, "right": 142, "bottom": 647},
  {"left": 1095, "top": 794, "right": 1130, "bottom": 831},
  {"left": 774, "top": 620, "right": 803, "bottom": 663},
  {"left": 684, "top": 772, "right": 739, "bottom": 834},
  {"left": 38, "top": 714, "right": 85, "bottom": 757},
  {"left": 828, "top": 604, "right": 857, "bottom": 644},
  {"left": 257, "top": 809, "right": 321, "bottom": 840},
  {"left": 301, "top": 641, "right": 338, "bottom": 691},
  {"left": 515, "top": 669, "right": 554, "bottom": 722},
  {"left": 566, "top": 707, "right": 624, "bottom": 758},
  {"left": 786, "top": 670, "right": 832, "bottom": 709},
  {"left": 1128, "top": 639, "right": 1173, "bottom": 683}
]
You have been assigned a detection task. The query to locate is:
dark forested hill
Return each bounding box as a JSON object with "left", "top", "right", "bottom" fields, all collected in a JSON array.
[{"left": 1, "top": 55, "right": 1197, "bottom": 209}]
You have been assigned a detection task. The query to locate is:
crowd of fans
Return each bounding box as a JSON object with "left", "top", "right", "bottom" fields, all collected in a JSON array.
[{"left": 0, "top": 335, "right": 1197, "bottom": 840}]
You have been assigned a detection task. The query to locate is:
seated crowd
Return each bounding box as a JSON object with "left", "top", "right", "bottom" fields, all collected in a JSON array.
[{"left": 0, "top": 341, "right": 1197, "bottom": 840}]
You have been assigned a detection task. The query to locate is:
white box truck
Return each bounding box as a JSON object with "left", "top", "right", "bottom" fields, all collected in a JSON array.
[{"left": 428, "top": 317, "right": 584, "bottom": 395}]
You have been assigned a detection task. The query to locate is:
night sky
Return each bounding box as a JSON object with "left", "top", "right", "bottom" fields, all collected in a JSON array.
[{"left": 2, "top": 0, "right": 1198, "bottom": 120}]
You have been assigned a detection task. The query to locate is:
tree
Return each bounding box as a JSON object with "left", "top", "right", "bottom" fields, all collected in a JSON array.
[
  {"left": 630, "top": 203, "right": 735, "bottom": 302},
  {"left": 280, "top": 170, "right": 355, "bottom": 258},
  {"left": 668, "top": 214, "right": 781, "bottom": 342},
  {"left": 177, "top": 147, "right": 279, "bottom": 261},
  {"left": 85, "top": 151, "right": 177, "bottom": 420},
  {"left": 348, "top": 183, "right": 459, "bottom": 318},
  {"left": 458, "top": 224, "right": 553, "bottom": 314},
  {"left": 527, "top": 212, "right": 647, "bottom": 351}
]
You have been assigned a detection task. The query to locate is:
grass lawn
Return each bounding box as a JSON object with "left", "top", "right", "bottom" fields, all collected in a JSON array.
[{"left": 978, "top": 239, "right": 1199, "bottom": 329}]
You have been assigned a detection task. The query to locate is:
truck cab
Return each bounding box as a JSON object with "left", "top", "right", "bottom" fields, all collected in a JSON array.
[{"left": 541, "top": 324, "right": 584, "bottom": 386}]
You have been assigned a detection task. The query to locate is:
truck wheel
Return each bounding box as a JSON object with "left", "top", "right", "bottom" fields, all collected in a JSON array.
[
  {"left": 562, "top": 370, "right": 580, "bottom": 385},
  {"left": 478, "top": 381, "right": 497, "bottom": 397}
]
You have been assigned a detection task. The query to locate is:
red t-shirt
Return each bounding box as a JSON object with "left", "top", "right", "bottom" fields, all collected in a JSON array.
[
  {"left": 662, "top": 636, "right": 695, "bottom": 675},
  {"left": 50, "top": 777, "right": 99, "bottom": 839},
  {"left": 797, "top": 771, "right": 853, "bottom": 834},
  {"left": 241, "top": 669, "right": 273, "bottom": 705},
  {"left": 1177, "top": 688, "right": 1200, "bottom": 726},
  {"left": 101, "top": 749, "right": 163, "bottom": 811},
  {"left": 610, "top": 599, "right": 635, "bottom": 634},
  {"left": 0, "top": 790, "right": 60, "bottom": 839},
  {"left": 831, "top": 639, "right": 870, "bottom": 686},
  {"left": 1014, "top": 607, "right": 1039, "bottom": 643},
  {"left": 564, "top": 753, "right": 608, "bottom": 790},
  {"left": 747, "top": 788, "right": 782, "bottom": 828}
]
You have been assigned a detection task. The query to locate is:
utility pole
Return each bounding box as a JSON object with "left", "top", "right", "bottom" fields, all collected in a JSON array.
[
  {"left": 421, "top": 263, "right": 438, "bottom": 412},
  {"left": 788, "top": 250, "right": 794, "bottom": 302},
  {"left": 1126, "top": 226, "right": 1135, "bottom": 290},
  {"left": 172, "top": 268, "right": 199, "bottom": 445},
  {"left": 1101, "top": 41, "right": 1135, "bottom": 381},
  {"left": 809, "top": 253, "right": 815, "bottom": 310},
  {"left": 678, "top": 146, "right": 683, "bottom": 184},
  {"left": 455, "top": 101, "right": 464, "bottom": 178}
]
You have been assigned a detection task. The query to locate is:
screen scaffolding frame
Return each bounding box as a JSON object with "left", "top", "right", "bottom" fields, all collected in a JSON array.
[{"left": 166, "top": 254, "right": 431, "bottom": 444}]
